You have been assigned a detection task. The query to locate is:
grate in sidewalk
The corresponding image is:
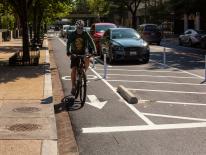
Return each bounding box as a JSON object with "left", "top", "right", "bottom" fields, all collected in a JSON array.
[{"left": 7, "top": 123, "right": 41, "bottom": 132}]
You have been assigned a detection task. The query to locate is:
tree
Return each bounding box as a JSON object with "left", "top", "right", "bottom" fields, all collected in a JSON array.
[
  {"left": 110, "top": 0, "right": 142, "bottom": 28},
  {"left": 0, "top": 0, "right": 73, "bottom": 62},
  {"left": 86, "top": 0, "right": 110, "bottom": 22}
]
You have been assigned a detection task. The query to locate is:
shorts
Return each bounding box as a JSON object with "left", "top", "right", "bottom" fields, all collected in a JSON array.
[{"left": 70, "top": 55, "right": 81, "bottom": 68}]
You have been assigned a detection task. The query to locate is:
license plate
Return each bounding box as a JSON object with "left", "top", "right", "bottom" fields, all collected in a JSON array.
[{"left": 130, "top": 51, "right": 136, "bottom": 55}]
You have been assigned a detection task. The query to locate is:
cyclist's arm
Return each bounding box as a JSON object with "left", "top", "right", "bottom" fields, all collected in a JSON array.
[{"left": 85, "top": 31, "right": 97, "bottom": 55}]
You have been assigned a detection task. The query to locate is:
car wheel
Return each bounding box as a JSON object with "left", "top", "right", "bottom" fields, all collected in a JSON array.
[{"left": 141, "top": 53, "right": 150, "bottom": 64}]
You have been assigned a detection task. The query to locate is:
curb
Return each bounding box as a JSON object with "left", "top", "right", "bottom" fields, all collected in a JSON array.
[
  {"left": 48, "top": 39, "right": 79, "bottom": 155},
  {"left": 117, "top": 85, "right": 138, "bottom": 104},
  {"left": 42, "top": 39, "right": 58, "bottom": 155}
]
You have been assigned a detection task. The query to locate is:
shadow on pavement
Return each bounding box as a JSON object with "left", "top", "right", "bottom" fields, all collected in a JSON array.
[
  {"left": 151, "top": 51, "right": 205, "bottom": 70},
  {"left": 0, "top": 46, "right": 21, "bottom": 53},
  {"left": 0, "top": 65, "right": 46, "bottom": 84},
  {"left": 54, "top": 95, "right": 83, "bottom": 113}
]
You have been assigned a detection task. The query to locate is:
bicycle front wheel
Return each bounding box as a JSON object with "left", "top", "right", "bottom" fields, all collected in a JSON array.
[{"left": 79, "top": 72, "right": 87, "bottom": 104}]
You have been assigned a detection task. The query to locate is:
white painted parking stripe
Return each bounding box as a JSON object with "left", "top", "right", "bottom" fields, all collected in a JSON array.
[
  {"left": 156, "top": 100, "right": 206, "bottom": 106},
  {"left": 125, "top": 88, "right": 206, "bottom": 95},
  {"left": 95, "top": 68, "right": 184, "bottom": 73},
  {"left": 82, "top": 122, "right": 206, "bottom": 133},
  {"left": 107, "top": 79, "right": 205, "bottom": 86},
  {"left": 102, "top": 74, "right": 199, "bottom": 79},
  {"left": 143, "top": 113, "right": 206, "bottom": 122}
]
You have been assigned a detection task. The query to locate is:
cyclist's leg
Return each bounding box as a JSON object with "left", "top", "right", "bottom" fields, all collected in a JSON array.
[
  {"left": 84, "top": 57, "right": 90, "bottom": 71},
  {"left": 70, "top": 56, "right": 78, "bottom": 95},
  {"left": 71, "top": 67, "right": 77, "bottom": 89}
]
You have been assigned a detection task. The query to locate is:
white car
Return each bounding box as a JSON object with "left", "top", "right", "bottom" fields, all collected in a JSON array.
[
  {"left": 179, "top": 29, "right": 206, "bottom": 47},
  {"left": 61, "top": 25, "right": 70, "bottom": 38}
]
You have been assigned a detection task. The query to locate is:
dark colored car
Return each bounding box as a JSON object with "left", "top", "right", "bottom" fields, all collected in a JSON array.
[
  {"left": 200, "top": 35, "right": 206, "bottom": 49},
  {"left": 179, "top": 29, "right": 206, "bottom": 47},
  {"left": 137, "top": 24, "right": 162, "bottom": 45},
  {"left": 90, "top": 23, "right": 117, "bottom": 55},
  {"left": 100, "top": 28, "right": 150, "bottom": 64}
]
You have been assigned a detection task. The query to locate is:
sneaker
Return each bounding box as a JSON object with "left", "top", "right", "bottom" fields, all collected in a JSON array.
[{"left": 71, "top": 87, "right": 76, "bottom": 96}]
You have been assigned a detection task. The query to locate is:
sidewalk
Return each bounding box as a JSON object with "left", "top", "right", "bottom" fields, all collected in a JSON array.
[{"left": 0, "top": 39, "right": 57, "bottom": 154}]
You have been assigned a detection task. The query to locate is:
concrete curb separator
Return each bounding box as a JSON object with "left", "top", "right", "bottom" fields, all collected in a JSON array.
[
  {"left": 117, "top": 85, "right": 138, "bottom": 104},
  {"left": 42, "top": 39, "right": 58, "bottom": 155}
]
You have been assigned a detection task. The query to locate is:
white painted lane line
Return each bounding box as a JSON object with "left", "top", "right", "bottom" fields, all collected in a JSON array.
[
  {"left": 107, "top": 80, "right": 205, "bottom": 86},
  {"left": 58, "top": 36, "right": 154, "bottom": 125},
  {"left": 156, "top": 100, "right": 206, "bottom": 106},
  {"left": 90, "top": 68, "right": 155, "bottom": 125},
  {"left": 58, "top": 37, "right": 67, "bottom": 46},
  {"left": 143, "top": 113, "right": 206, "bottom": 122},
  {"left": 82, "top": 122, "right": 206, "bottom": 133},
  {"left": 102, "top": 74, "right": 199, "bottom": 79},
  {"left": 151, "top": 60, "right": 204, "bottom": 79},
  {"left": 95, "top": 68, "right": 184, "bottom": 73},
  {"left": 125, "top": 88, "right": 206, "bottom": 95}
]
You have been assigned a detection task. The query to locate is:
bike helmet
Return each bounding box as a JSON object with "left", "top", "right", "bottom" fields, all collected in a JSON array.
[{"left": 75, "top": 20, "right": 85, "bottom": 28}]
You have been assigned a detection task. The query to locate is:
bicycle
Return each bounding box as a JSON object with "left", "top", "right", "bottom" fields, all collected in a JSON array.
[{"left": 72, "top": 54, "right": 91, "bottom": 104}]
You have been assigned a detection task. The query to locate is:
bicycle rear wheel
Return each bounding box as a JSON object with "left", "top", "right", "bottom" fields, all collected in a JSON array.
[{"left": 79, "top": 72, "right": 87, "bottom": 104}]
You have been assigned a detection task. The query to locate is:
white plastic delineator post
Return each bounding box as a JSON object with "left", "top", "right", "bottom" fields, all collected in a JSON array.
[
  {"left": 92, "top": 57, "right": 96, "bottom": 69},
  {"left": 205, "top": 55, "right": 206, "bottom": 81},
  {"left": 104, "top": 53, "right": 107, "bottom": 79},
  {"left": 162, "top": 47, "right": 166, "bottom": 68}
]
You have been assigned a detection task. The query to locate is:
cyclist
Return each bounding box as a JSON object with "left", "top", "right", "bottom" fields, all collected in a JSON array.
[{"left": 66, "top": 20, "right": 96, "bottom": 95}]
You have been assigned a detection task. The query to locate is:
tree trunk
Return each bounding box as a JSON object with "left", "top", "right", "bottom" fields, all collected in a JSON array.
[
  {"left": 33, "top": 4, "right": 37, "bottom": 42},
  {"left": 21, "top": 0, "right": 30, "bottom": 61},
  {"left": 132, "top": 13, "right": 137, "bottom": 29}
]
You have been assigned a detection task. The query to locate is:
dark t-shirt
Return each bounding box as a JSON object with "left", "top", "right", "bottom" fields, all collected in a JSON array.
[{"left": 67, "top": 31, "right": 96, "bottom": 55}]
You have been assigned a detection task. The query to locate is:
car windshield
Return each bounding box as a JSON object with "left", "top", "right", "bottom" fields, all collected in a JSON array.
[
  {"left": 111, "top": 29, "right": 141, "bottom": 39},
  {"left": 145, "top": 25, "right": 159, "bottom": 31},
  {"left": 67, "top": 26, "right": 76, "bottom": 30},
  {"left": 96, "top": 25, "right": 116, "bottom": 33}
]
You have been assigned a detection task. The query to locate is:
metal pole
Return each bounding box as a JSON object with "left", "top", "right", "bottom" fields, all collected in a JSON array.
[{"left": 104, "top": 53, "right": 107, "bottom": 79}]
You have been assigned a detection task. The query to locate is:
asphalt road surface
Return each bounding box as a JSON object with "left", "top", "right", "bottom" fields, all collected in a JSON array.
[{"left": 49, "top": 34, "right": 206, "bottom": 155}]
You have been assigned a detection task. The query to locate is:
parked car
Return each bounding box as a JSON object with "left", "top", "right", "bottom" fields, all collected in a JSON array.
[
  {"left": 137, "top": 24, "right": 162, "bottom": 45},
  {"left": 84, "top": 27, "right": 91, "bottom": 32},
  {"left": 100, "top": 28, "right": 150, "bottom": 64},
  {"left": 60, "top": 25, "right": 70, "bottom": 38},
  {"left": 179, "top": 29, "right": 206, "bottom": 47},
  {"left": 90, "top": 23, "right": 117, "bottom": 55},
  {"left": 66, "top": 25, "right": 76, "bottom": 38},
  {"left": 200, "top": 35, "right": 206, "bottom": 49}
]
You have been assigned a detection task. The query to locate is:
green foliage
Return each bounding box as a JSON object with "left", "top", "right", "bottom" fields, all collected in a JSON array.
[
  {"left": 43, "top": 1, "right": 73, "bottom": 25},
  {"left": 1, "top": 15, "right": 15, "bottom": 30},
  {"left": 86, "top": 0, "right": 110, "bottom": 16},
  {"left": 0, "top": 2, "right": 15, "bottom": 30}
]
